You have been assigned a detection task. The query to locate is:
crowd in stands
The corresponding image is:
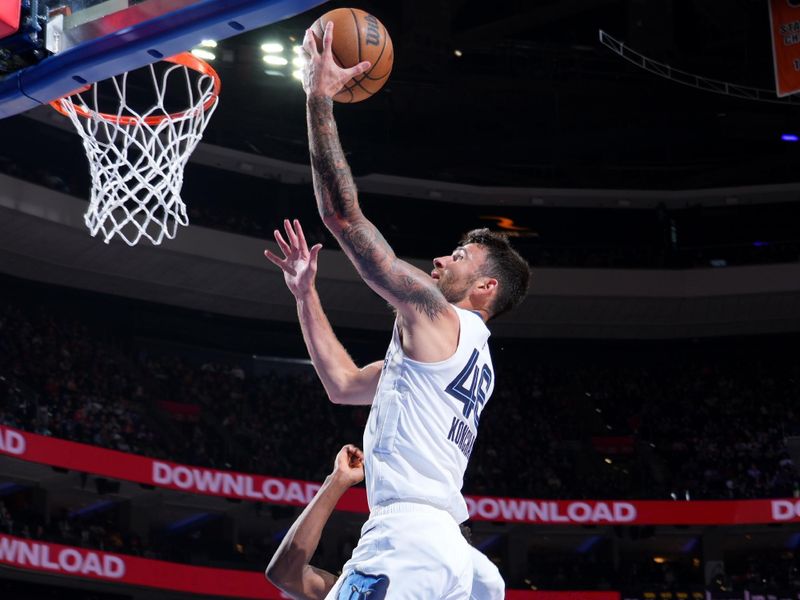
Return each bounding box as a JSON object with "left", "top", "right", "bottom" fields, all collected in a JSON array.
[
  {"left": 2, "top": 290, "right": 800, "bottom": 592},
  {"left": 0, "top": 578, "right": 129, "bottom": 600},
  {"left": 0, "top": 302, "right": 163, "bottom": 458},
  {"left": 6, "top": 492, "right": 800, "bottom": 594},
  {"left": 724, "top": 550, "right": 800, "bottom": 593},
  {"left": 2, "top": 293, "right": 800, "bottom": 501},
  {"left": 0, "top": 498, "right": 147, "bottom": 558}
]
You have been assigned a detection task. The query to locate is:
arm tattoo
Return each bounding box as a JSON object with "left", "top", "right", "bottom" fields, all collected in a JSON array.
[
  {"left": 306, "top": 97, "right": 447, "bottom": 320},
  {"left": 306, "top": 96, "right": 358, "bottom": 221},
  {"left": 341, "top": 222, "right": 448, "bottom": 320}
]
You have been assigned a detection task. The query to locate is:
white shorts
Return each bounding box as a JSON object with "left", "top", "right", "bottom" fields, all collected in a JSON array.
[
  {"left": 469, "top": 546, "right": 504, "bottom": 600},
  {"left": 324, "top": 501, "right": 473, "bottom": 600}
]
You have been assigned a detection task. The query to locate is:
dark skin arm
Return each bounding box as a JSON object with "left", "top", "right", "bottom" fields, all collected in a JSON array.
[
  {"left": 302, "top": 23, "right": 460, "bottom": 363},
  {"left": 265, "top": 445, "right": 364, "bottom": 600}
]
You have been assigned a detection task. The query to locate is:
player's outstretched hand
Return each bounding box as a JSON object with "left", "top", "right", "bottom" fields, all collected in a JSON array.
[
  {"left": 302, "top": 21, "right": 371, "bottom": 99},
  {"left": 331, "top": 444, "right": 364, "bottom": 488},
  {"left": 264, "top": 219, "right": 322, "bottom": 298}
]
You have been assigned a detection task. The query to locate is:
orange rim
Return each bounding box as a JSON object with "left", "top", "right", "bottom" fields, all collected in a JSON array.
[{"left": 49, "top": 52, "right": 221, "bottom": 126}]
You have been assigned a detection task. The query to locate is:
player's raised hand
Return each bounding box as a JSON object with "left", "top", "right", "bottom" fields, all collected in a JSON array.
[
  {"left": 264, "top": 219, "right": 322, "bottom": 298},
  {"left": 302, "top": 21, "right": 370, "bottom": 99},
  {"left": 331, "top": 444, "right": 364, "bottom": 488}
]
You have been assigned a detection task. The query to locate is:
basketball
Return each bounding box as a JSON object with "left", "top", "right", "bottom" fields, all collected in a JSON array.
[{"left": 310, "top": 8, "right": 393, "bottom": 103}]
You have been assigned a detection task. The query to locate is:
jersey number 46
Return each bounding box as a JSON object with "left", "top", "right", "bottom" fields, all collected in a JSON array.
[{"left": 444, "top": 349, "right": 492, "bottom": 429}]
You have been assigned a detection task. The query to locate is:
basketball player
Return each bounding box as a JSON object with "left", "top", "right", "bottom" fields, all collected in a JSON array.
[
  {"left": 264, "top": 20, "right": 530, "bottom": 598},
  {"left": 265, "top": 444, "right": 504, "bottom": 600}
]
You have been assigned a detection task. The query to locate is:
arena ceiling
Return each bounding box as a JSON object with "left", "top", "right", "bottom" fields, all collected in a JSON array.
[
  {"left": 3, "top": 0, "right": 800, "bottom": 193},
  {"left": 194, "top": 0, "right": 800, "bottom": 190}
]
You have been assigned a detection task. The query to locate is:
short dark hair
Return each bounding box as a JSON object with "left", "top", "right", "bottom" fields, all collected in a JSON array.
[{"left": 461, "top": 228, "right": 531, "bottom": 319}]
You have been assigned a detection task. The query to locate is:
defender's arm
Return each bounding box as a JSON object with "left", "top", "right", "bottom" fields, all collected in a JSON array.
[{"left": 266, "top": 445, "right": 364, "bottom": 599}]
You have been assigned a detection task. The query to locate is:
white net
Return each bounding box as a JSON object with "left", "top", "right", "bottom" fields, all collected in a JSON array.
[{"left": 52, "top": 54, "right": 220, "bottom": 246}]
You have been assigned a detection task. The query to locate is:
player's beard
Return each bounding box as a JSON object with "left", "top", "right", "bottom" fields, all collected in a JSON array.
[{"left": 436, "top": 271, "right": 475, "bottom": 304}]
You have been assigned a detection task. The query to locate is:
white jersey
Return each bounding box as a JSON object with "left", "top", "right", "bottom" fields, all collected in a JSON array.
[{"left": 363, "top": 305, "right": 495, "bottom": 523}]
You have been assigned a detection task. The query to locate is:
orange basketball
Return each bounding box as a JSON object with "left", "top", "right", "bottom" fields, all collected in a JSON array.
[{"left": 311, "top": 8, "right": 393, "bottom": 103}]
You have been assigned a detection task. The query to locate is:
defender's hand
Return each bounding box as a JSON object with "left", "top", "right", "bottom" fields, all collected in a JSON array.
[
  {"left": 331, "top": 444, "right": 364, "bottom": 488},
  {"left": 264, "top": 219, "right": 322, "bottom": 298},
  {"left": 302, "top": 22, "right": 371, "bottom": 99}
]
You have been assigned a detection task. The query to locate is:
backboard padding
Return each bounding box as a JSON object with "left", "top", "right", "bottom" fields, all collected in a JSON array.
[{"left": 0, "top": 0, "right": 326, "bottom": 118}]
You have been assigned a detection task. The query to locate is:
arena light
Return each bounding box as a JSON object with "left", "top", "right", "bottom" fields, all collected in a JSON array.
[
  {"left": 191, "top": 48, "right": 215, "bottom": 61},
  {"left": 261, "top": 42, "right": 284, "bottom": 53},
  {"left": 263, "top": 55, "right": 288, "bottom": 66},
  {"left": 454, "top": 49, "right": 463, "bottom": 57},
  {"left": 604, "top": 458, "right": 612, "bottom": 464},
  {"left": 293, "top": 45, "right": 304, "bottom": 55},
  {"left": 292, "top": 69, "right": 303, "bottom": 81},
  {"left": 199, "top": 39, "right": 217, "bottom": 48},
  {"left": 652, "top": 557, "right": 667, "bottom": 564},
  {"left": 782, "top": 133, "right": 799, "bottom": 142},
  {"left": 292, "top": 56, "right": 306, "bottom": 67}
]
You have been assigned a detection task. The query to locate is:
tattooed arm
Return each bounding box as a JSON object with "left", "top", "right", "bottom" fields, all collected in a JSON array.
[
  {"left": 302, "top": 25, "right": 458, "bottom": 359},
  {"left": 306, "top": 96, "right": 448, "bottom": 321}
]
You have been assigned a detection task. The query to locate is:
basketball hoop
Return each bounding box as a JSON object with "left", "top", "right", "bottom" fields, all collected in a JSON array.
[{"left": 50, "top": 52, "right": 221, "bottom": 246}]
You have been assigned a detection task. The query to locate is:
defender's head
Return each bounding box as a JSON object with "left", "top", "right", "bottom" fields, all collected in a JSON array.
[{"left": 431, "top": 228, "right": 531, "bottom": 320}]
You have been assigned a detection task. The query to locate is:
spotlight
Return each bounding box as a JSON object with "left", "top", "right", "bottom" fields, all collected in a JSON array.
[
  {"left": 261, "top": 42, "right": 284, "bottom": 53},
  {"left": 263, "top": 55, "right": 288, "bottom": 66}
]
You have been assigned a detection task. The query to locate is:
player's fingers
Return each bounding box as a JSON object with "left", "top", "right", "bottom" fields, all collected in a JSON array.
[
  {"left": 263, "top": 249, "right": 286, "bottom": 268},
  {"left": 308, "top": 243, "right": 322, "bottom": 264},
  {"left": 302, "top": 28, "right": 318, "bottom": 58},
  {"left": 322, "top": 21, "right": 334, "bottom": 56},
  {"left": 283, "top": 219, "right": 299, "bottom": 249},
  {"left": 293, "top": 219, "right": 309, "bottom": 251},
  {"left": 344, "top": 61, "right": 371, "bottom": 79},
  {"left": 274, "top": 229, "right": 292, "bottom": 256}
]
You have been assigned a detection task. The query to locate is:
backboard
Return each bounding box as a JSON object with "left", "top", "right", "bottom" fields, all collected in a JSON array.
[{"left": 0, "top": 0, "right": 326, "bottom": 118}]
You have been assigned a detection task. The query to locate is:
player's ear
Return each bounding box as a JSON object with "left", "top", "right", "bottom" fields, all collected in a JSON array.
[{"left": 475, "top": 277, "right": 497, "bottom": 296}]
